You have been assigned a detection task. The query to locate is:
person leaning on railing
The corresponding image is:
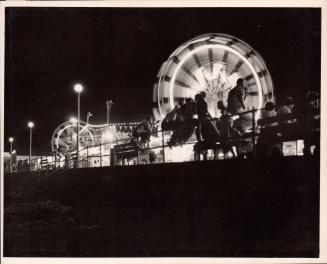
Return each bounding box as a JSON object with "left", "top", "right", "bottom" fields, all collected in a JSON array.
[
  {"left": 195, "top": 92, "right": 220, "bottom": 142},
  {"left": 295, "top": 91, "right": 320, "bottom": 156},
  {"left": 276, "top": 97, "right": 296, "bottom": 124},
  {"left": 167, "top": 97, "right": 197, "bottom": 146},
  {"left": 227, "top": 78, "right": 253, "bottom": 133},
  {"left": 216, "top": 101, "right": 241, "bottom": 158},
  {"left": 132, "top": 116, "right": 154, "bottom": 149},
  {"left": 262, "top": 101, "right": 278, "bottom": 127},
  {"left": 227, "top": 78, "right": 247, "bottom": 116}
]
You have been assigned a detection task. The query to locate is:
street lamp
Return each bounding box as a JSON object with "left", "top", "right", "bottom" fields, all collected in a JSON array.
[
  {"left": 106, "top": 100, "right": 114, "bottom": 125},
  {"left": 9, "top": 137, "right": 14, "bottom": 173},
  {"left": 74, "top": 83, "right": 83, "bottom": 168},
  {"left": 27, "top": 121, "right": 34, "bottom": 171}
]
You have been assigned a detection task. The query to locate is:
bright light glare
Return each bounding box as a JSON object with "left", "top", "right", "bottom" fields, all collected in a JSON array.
[
  {"left": 74, "top": 83, "right": 83, "bottom": 93},
  {"left": 28, "top": 122, "right": 34, "bottom": 128},
  {"left": 102, "top": 130, "right": 114, "bottom": 142},
  {"left": 9, "top": 137, "right": 14, "bottom": 142},
  {"left": 70, "top": 117, "right": 77, "bottom": 123}
]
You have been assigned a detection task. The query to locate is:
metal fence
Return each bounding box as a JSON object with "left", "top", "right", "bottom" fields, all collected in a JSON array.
[{"left": 7, "top": 106, "right": 320, "bottom": 173}]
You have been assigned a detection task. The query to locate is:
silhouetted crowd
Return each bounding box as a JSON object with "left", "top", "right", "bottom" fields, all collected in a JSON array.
[{"left": 132, "top": 78, "right": 320, "bottom": 158}]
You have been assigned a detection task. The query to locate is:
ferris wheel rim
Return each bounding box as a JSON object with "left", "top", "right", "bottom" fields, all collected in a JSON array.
[
  {"left": 51, "top": 120, "right": 95, "bottom": 152},
  {"left": 168, "top": 43, "right": 263, "bottom": 120}
]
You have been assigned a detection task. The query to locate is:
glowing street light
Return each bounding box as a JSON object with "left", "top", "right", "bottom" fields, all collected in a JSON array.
[
  {"left": 27, "top": 121, "right": 34, "bottom": 171},
  {"left": 74, "top": 83, "right": 83, "bottom": 168},
  {"left": 8, "top": 137, "right": 14, "bottom": 173},
  {"left": 74, "top": 83, "right": 83, "bottom": 93}
]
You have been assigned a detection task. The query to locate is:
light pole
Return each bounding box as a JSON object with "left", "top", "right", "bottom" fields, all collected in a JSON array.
[
  {"left": 9, "top": 137, "right": 14, "bottom": 173},
  {"left": 74, "top": 83, "right": 83, "bottom": 168},
  {"left": 28, "top": 122, "right": 34, "bottom": 171},
  {"left": 87, "top": 112, "right": 93, "bottom": 125},
  {"left": 106, "top": 100, "right": 113, "bottom": 125}
]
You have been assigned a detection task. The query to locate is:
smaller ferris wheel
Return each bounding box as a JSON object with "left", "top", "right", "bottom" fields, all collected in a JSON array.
[
  {"left": 51, "top": 119, "right": 141, "bottom": 155},
  {"left": 51, "top": 120, "right": 96, "bottom": 154}
]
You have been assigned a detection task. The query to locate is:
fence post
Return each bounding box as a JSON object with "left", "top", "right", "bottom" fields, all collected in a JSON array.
[
  {"left": 252, "top": 107, "right": 256, "bottom": 159},
  {"left": 100, "top": 144, "right": 102, "bottom": 167},
  {"left": 86, "top": 146, "right": 89, "bottom": 168},
  {"left": 162, "top": 130, "right": 165, "bottom": 163}
]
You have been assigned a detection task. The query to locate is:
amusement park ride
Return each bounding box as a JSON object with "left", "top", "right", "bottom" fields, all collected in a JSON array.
[
  {"left": 50, "top": 33, "right": 280, "bottom": 165},
  {"left": 153, "top": 33, "right": 274, "bottom": 121}
]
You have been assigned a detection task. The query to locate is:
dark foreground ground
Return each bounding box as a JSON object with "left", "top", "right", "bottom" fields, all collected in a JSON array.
[{"left": 4, "top": 157, "right": 319, "bottom": 257}]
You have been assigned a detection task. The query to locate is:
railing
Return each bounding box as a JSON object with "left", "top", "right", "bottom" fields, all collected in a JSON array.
[{"left": 7, "top": 107, "right": 320, "bottom": 173}]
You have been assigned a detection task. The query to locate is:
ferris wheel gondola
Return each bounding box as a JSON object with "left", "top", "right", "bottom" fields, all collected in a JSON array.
[{"left": 153, "top": 33, "right": 274, "bottom": 121}]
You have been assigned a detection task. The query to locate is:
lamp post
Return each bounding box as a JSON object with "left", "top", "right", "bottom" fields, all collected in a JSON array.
[
  {"left": 87, "top": 112, "right": 93, "bottom": 125},
  {"left": 106, "top": 100, "right": 114, "bottom": 125},
  {"left": 28, "top": 122, "right": 34, "bottom": 171},
  {"left": 9, "top": 137, "right": 14, "bottom": 173},
  {"left": 74, "top": 83, "right": 83, "bottom": 168}
]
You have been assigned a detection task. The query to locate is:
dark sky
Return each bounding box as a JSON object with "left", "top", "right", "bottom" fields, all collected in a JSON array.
[{"left": 4, "top": 7, "right": 321, "bottom": 154}]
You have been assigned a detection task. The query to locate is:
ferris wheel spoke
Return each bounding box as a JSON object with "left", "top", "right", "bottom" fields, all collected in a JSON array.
[
  {"left": 230, "top": 59, "right": 244, "bottom": 75},
  {"left": 192, "top": 53, "right": 202, "bottom": 68},
  {"left": 180, "top": 65, "right": 200, "bottom": 84},
  {"left": 57, "top": 138, "right": 70, "bottom": 148},
  {"left": 208, "top": 48, "right": 214, "bottom": 73},
  {"left": 193, "top": 70, "right": 206, "bottom": 90},
  {"left": 222, "top": 50, "right": 229, "bottom": 63},
  {"left": 61, "top": 129, "right": 70, "bottom": 138},
  {"left": 245, "top": 74, "right": 254, "bottom": 82},
  {"left": 78, "top": 126, "right": 88, "bottom": 134}
]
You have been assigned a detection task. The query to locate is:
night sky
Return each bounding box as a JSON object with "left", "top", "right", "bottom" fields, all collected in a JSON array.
[{"left": 4, "top": 7, "right": 321, "bottom": 154}]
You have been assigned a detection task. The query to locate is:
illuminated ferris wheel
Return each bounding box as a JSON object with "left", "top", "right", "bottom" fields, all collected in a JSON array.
[
  {"left": 153, "top": 33, "right": 274, "bottom": 120},
  {"left": 51, "top": 120, "right": 96, "bottom": 154}
]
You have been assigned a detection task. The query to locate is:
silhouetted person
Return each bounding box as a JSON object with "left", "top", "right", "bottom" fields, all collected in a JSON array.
[
  {"left": 297, "top": 91, "right": 320, "bottom": 156},
  {"left": 257, "top": 101, "right": 282, "bottom": 157},
  {"left": 216, "top": 101, "right": 239, "bottom": 158},
  {"left": 176, "top": 98, "right": 186, "bottom": 122},
  {"left": 161, "top": 99, "right": 184, "bottom": 131},
  {"left": 277, "top": 97, "right": 295, "bottom": 124},
  {"left": 227, "top": 78, "right": 246, "bottom": 115},
  {"left": 194, "top": 92, "right": 219, "bottom": 142},
  {"left": 168, "top": 97, "right": 197, "bottom": 146},
  {"left": 132, "top": 116, "right": 154, "bottom": 149},
  {"left": 262, "top": 101, "right": 277, "bottom": 127}
]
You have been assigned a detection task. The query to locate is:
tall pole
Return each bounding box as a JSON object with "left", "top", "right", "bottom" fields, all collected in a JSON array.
[
  {"left": 74, "top": 83, "right": 83, "bottom": 168},
  {"left": 10, "top": 142, "right": 13, "bottom": 172},
  {"left": 252, "top": 107, "right": 256, "bottom": 159},
  {"left": 106, "top": 100, "right": 113, "bottom": 125},
  {"left": 77, "top": 92, "right": 80, "bottom": 168},
  {"left": 87, "top": 112, "right": 92, "bottom": 125},
  {"left": 29, "top": 127, "right": 32, "bottom": 170},
  {"left": 28, "top": 122, "right": 34, "bottom": 171},
  {"left": 9, "top": 138, "right": 13, "bottom": 173}
]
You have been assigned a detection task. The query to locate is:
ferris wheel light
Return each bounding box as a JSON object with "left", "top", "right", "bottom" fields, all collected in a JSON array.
[
  {"left": 28, "top": 122, "right": 34, "bottom": 128},
  {"left": 9, "top": 137, "right": 14, "bottom": 143},
  {"left": 74, "top": 83, "right": 83, "bottom": 93}
]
